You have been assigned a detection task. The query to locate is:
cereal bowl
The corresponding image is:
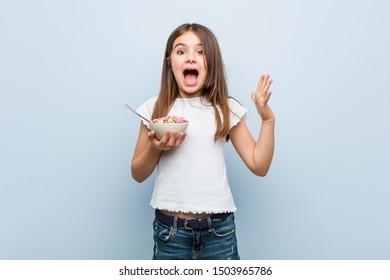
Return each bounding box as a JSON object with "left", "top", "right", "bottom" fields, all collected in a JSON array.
[{"left": 149, "top": 116, "right": 189, "bottom": 140}]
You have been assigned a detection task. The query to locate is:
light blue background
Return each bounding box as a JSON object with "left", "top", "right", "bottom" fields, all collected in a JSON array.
[{"left": 1, "top": 0, "right": 389, "bottom": 259}]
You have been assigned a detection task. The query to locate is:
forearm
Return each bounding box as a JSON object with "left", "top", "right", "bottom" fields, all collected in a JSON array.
[
  {"left": 131, "top": 143, "right": 162, "bottom": 183},
  {"left": 253, "top": 118, "right": 275, "bottom": 176}
]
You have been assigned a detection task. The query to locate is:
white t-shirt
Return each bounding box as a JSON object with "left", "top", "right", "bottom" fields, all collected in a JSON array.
[{"left": 137, "top": 96, "right": 247, "bottom": 213}]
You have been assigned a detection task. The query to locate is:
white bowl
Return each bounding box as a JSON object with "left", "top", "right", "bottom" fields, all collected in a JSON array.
[{"left": 149, "top": 122, "right": 189, "bottom": 140}]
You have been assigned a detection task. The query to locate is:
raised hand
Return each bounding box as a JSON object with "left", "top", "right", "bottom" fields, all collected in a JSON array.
[{"left": 251, "top": 74, "right": 274, "bottom": 122}]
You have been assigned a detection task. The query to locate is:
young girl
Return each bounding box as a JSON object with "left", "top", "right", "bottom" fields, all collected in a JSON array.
[{"left": 132, "top": 23, "right": 274, "bottom": 260}]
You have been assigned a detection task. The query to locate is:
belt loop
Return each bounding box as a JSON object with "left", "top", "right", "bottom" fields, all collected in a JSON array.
[
  {"left": 207, "top": 216, "right": 212, "bottom": 232},
  {"left": 172, "top": 216, "right": 178, "bottom": 234}
]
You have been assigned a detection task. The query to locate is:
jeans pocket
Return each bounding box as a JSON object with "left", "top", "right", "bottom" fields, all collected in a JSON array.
[
  {"left": 153, "top": 219, "right": 174, "bottom": 242},
  {"left": 211, "top": 215, "right": 236, "bottom": 237}
]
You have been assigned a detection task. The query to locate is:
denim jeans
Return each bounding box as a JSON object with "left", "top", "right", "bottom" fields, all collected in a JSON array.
[{"left": 152, "top": 212, "right": 240, "bottom": 260}]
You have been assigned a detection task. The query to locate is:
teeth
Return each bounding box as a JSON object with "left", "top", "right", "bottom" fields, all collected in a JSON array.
[{"left": 184, "top": 69, "right": 198, "bottom": 74}]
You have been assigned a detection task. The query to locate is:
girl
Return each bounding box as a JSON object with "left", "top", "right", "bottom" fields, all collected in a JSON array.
[{"left": 132, "top": 23, "right": 274, "bottom": 260}]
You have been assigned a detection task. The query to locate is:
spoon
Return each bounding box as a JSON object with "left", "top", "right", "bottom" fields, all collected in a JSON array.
[{"left": 125, "top": 104, "right": 150, "bottom": 123}]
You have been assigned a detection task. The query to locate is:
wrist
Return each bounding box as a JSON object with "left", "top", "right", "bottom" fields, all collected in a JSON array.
[
  {"left": 262, "top": 117, "right": 275, "bottom": 125},
  {"left": 147, "top": 142, "right": 163, "bottom": 155}
]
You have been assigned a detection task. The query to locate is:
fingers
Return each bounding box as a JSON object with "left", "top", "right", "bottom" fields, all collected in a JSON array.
[
  {"left": 254, "top": 74, "right": 273, "bottom": 105},
  {"left": 256, "top": 75, "right": 264, "bottom": 93},
  {"left": 252, "top": 74, "right": 274, "bottom": 122},
  {"left": 148, "top": 130, "right": 186, "bottom": 151},
  {"left": 165, "top": 131, "right": 177, "bottom": 149},
  {"left": 147, "top": 130, "right": 157, "bottom": 142},
  {"left": 159, "top": 130, "right": 171, "bottom": 144},
  {"left": 257, "top": 74, "right": 273, "bottom": 95},
  {"left": 265, "top": 91, "right": 272, "bottom": 103},
  {"left": 175, "top": 132, "right": 187, "bottom": 146}
]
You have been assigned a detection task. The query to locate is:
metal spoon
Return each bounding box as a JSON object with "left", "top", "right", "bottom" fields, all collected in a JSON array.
[{"left": 125, "top": 104, "right": 150, "bottom": 123}]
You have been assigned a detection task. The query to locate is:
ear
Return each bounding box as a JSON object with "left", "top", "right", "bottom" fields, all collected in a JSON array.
[{"left": 166, "top": 57, "right": 170, "bottom": 66}]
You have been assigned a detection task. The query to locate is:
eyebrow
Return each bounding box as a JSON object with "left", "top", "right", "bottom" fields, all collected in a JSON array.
[{"left": 173, "top": 43, "right": 203, "bottom": 49}]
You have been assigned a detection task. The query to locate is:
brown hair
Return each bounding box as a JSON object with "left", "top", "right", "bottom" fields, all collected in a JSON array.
[{"left": 152, "top": 23, "right": 230, "bottom": 141}]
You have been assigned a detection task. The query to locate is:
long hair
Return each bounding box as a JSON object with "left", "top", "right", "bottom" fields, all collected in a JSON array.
[{"left": 152, "top": 23, "right": 230, "bottom": 141}]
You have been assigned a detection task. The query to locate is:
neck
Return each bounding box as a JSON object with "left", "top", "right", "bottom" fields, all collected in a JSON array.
[{"left": 178, "top": 90, "right": 203, "bottom": 99}]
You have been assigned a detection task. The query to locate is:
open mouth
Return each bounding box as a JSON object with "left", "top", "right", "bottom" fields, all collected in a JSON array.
[{"left": 183, "top": 69, "right": 199, "bottom": 85}]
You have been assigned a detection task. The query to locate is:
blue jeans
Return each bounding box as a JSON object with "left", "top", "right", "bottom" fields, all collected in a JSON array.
[{"left": 152, "top": 212, "right": 240, "bottom": 260}]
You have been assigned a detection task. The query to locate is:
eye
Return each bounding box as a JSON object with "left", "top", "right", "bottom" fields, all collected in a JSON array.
[
  {"left": 177, "top": 50, "right": 185, "bottom": 55},
  {"left": 198, "top": 50, "right": 204, "bottom": 55}
]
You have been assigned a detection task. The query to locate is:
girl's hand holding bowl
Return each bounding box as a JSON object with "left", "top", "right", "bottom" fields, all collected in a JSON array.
[{"left": 148, "top": 116, "right": 188, "bottom": 151}]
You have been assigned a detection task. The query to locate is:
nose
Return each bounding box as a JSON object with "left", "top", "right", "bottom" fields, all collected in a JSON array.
[{"left": 186, "top": 52, "right": 196, "bottom": 63}]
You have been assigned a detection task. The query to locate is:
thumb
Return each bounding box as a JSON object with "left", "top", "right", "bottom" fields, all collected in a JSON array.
[
  {"left": 147, "top": 130, "right": 156, "bottom": 140},
  {"left": 251, "top": 93, "right": 256, "bottom": 102}
]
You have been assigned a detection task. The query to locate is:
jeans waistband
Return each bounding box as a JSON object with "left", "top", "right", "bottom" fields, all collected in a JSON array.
[{"left": 155, "top": 209, "right": 232, "bottom": 230}]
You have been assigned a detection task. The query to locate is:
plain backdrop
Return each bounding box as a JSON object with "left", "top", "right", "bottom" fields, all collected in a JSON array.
[{"left": 1, "top": 0, "right": 389, "bottom": 259}]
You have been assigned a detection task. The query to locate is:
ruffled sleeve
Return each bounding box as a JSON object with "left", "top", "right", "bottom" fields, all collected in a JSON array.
[
  {"left": 228, "top": 97, "right": 247, "bottom": 129},
  {"left": 136, "top": 96, "right": 158, "bottom": 128}
]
